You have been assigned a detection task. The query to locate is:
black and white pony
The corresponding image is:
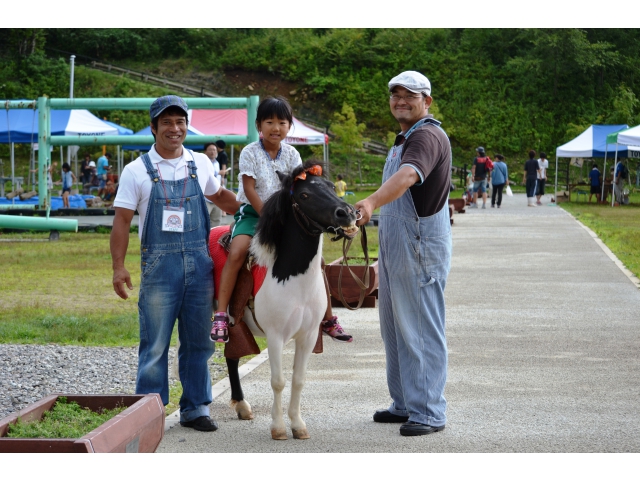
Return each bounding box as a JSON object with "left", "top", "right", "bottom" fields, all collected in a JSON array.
[{"left": 226, "top": 161, "right": 358, "bottom": 440}]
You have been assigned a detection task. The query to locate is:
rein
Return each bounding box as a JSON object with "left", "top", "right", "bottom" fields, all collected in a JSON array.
[
  {"left": 333, "top": 225, "right": 370, "bottom": 310},
  {"left": 291, "top": 199, "right": 370, "bottom": 310}
]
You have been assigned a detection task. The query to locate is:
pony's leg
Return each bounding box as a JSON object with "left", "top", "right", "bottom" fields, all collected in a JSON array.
[
  {"left": 226, "top": 358, "right": 253, "bottom": 420},
  {"left": 267, "top": 338, "right": 287, "bottom": 440},
  {"left": 289, "top": 332, "right": 317, "bottom": 440}
]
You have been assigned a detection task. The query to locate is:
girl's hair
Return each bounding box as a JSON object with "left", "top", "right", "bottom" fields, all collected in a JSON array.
[
  {"left": 495, "top": 154, "right": 504, "bottom": 161},
  {"left": 528, "top": 150, "right": 536, "bottom": 159},
  {"left": 62, "top": 162, "right": 70, "bottom": 171},
  {"left": 256, "top": 96, "right": 293, "bottom": 129}
]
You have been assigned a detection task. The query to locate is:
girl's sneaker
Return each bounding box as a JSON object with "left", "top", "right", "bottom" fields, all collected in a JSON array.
[
  {"left": 211, "top": 312, "right": 229, "bottom": 343},
  {"left": 322, "top": 316, "right": 353, "bottom": 343}
]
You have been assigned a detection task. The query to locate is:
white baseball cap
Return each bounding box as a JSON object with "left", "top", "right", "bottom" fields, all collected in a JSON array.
[
  {"left": 388, "top": 71, "right": 431, "bottom": 96},
  {"left": 89, "top": 161, "right": 96, "bottom": 167}
]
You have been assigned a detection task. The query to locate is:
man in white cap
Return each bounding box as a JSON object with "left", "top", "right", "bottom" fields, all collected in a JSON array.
[
  {"left": 110, "top": 95, "right": 239, "bottom": 432},
  {"left": 355, "top": 71, "right": 452, "bottom": 437}
]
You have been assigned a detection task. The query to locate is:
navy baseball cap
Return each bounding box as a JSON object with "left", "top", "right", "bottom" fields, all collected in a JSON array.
[{"left": 149, "top": 95, "right": 189, "bottom": 120}]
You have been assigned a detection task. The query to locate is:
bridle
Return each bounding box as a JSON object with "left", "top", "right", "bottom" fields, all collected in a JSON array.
[
  {"left": 291, "top": 199, "right": 360, "bottom": 242},
  {"left": 290, "top": 164, "right": 362, "bottom": 242},
  {"left": 289, "top": 165, "right": 370, "bottom": 310}
]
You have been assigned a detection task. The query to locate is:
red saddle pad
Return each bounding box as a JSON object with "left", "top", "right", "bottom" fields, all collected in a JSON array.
[{"left": 208, "top": 226, "right": 267, "bottom": 300}]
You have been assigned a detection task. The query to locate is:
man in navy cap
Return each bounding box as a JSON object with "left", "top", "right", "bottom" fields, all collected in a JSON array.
[
  {"left": 110, "top": 95, "right": 239, "bottom": 432},
  {"left": 356, "top": 71, "right": 452, "bottom": 437}
]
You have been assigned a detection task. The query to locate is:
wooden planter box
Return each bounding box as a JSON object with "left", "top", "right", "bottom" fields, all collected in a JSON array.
[
  {"left": 325, "top": 257, "right": 379, "bottom": 308},
  {"left": 0, "top": 394, "right": 164, "bottom": 453}
]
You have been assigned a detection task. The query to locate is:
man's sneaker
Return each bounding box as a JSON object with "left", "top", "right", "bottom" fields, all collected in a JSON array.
[
  {"left": 481, "top": 204, "right": 486, "bottom": 209},
  {"left": 180, "top": 416, "right": 218, "bottom": 432},
  {"left": 469, "top": 203, "right": 478, "bottom": 209},
  {"left": 211, "top": 312, "right": 229, "bottom": 343},
  {"left": 322, "top": 316, "right": 353, "bottom": 343}
]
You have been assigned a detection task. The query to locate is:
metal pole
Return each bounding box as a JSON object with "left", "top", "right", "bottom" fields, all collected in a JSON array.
[
  {"left": 10, "top": 142, "right": 15, "bottom": 204},
  {"left": 69, "top": 55, "right": 75, "bottom": 99},
  {"left": 612, "top": 146, "right": 619, "bottom": 207},
  {"left": 37, "top": 96, "right": 49, "bottom": 210},
  {"left": 601, "top": 144, "right": 608, "bottom": 202},
  {"left": 0, "top": 215, "right": 77, "bottom": 232},
  {"left": 68, "top": 55, "right": 75, "bottom": 180},
  {"left": 247, "top": 96, "right": 259, "bottom": 143},
  {"left": 554, "top": 154, "right": 558, "bottom": 204},
  {"left": 230, "top": 145, "right": 234, "bottom": 192}
]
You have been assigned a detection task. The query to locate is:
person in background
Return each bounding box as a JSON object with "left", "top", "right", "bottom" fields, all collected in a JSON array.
[
  {"left": 203, "top": 142, "right": 223, "bottom": 228},
  {"left": 522, "top": 150, "right": 540, "bottom": 207},
  {"left": 80, "top": 153, "right": 93, "bottom": 186},
  {"left": 588, "top": 163, "right": 601, "bottom": 203},
  {"left": 614, "top": 161, "right": 624, "bottom": 204},
  {"left": 215, "top": 140, "right": 229, "bottom": 188},
  {"left": 335, "top": 174, "right": 347, "bottom": 198},
  {"left": 61, "top": 162, "right": 76, "bottom": 208},
  {"left": 536, "top": 152, "right": 549, "bottom": 205},
  {"left": 470, "top": 146, "right": 492, "bottom": 209},
  {"left": 97, "top": 152, "right": 112, "bottom": 199},
  {"left": 491, "top": 154, "right": 509, "bottom": 208}
]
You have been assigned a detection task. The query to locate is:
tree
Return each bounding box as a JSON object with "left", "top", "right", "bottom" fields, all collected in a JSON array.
[{"left": 330, "top": 103, "right": 368, "bottom": 184}]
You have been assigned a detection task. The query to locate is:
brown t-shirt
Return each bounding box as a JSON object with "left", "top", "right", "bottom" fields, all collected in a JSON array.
[{"left": 396, "top": 118, "right": 452, "bottom": 217}]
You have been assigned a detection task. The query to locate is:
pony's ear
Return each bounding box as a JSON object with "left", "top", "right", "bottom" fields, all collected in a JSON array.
[{"left": 276, "top": 170, "right": 287, "bottom": 184}]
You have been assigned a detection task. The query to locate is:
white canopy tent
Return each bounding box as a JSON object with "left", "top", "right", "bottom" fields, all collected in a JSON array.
[
  {"left": 554, "top": 124, "right": 629, "bottom": 203},
  {"left": 606, "top": 124, "right": 640, "bottom": 205}
]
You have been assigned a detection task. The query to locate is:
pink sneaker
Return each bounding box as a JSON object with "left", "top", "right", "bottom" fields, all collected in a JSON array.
[
  {"left": 322, "top": 316, "right": 353, "bottom": 343},
  {"left": 211, "top": 312, "right": 229, "bottom": 343}
]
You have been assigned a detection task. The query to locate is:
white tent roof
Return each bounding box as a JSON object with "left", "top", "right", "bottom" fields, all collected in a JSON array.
[
  {"left": 285, "top": 117, "right": 327, "bottom": 145},
  {"left": 616, "top": 124, "right": 640, "bottom": 147},
  {"left": 556, "top": 124, "right": 628, "bottom": 158}
]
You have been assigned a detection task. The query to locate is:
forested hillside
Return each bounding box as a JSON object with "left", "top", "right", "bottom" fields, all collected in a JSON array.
[{"left": 1, "top": 28, "right": 639, "bottom": 180}]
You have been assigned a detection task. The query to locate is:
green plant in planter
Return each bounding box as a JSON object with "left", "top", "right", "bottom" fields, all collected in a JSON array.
[{"left": 7, "top": 397, "right": 126, "bottom": 439}]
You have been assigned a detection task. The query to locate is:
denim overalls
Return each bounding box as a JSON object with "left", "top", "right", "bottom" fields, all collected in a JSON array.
[
  {"left": 378, "top": 118, "right": 452, "bottom": 427},
  {"left": 136, "top": 152, "right": 215, "bottom": 423}
]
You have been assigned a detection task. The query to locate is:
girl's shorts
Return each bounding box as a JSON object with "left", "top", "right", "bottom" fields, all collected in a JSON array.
[{"left": 231, "top": 203, "right": 259, "bottom": 238}]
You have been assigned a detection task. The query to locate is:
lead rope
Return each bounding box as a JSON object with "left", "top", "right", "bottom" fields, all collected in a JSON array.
[{"left": 335, "top": 224, "right": 370, "bottom": 310}]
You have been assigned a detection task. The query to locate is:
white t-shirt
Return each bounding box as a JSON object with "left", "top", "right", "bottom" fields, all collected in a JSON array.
[
  {"left": 537, "top": 159, "right": 549, "bottom": 180},
  {"left": 114, "top": 145, "right": 221, "bottom": 239},
  {"left": 205, "top": 159, "right": 221, "bottom": 205},
  {"left": 236, "top": 141, "right": 302, "bottom": 205}
]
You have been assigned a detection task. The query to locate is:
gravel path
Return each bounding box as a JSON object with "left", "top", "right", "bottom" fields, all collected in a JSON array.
[{"left": 0, "top": 344, "right": 226, "bottom": 419}]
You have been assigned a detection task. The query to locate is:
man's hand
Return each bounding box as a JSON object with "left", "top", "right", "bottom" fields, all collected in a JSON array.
[
  {"left": 113, "top": 266, "right": 133, "bottom": 299},
  {"left": 354, "top": 198, "right": 374, "bottom": 226}
]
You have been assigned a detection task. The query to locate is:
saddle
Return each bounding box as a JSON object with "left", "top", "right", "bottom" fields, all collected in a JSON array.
[{"left": 208, "top": 226, "right": 323, "bottom": 359}]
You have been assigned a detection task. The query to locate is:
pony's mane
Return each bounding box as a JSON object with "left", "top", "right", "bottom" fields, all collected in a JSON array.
[{"left": 251, "top": 160, "right": 325, "bottom": 267}]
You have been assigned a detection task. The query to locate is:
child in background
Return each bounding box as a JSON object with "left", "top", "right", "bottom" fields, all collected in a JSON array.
[
  {"left": 335, "top": 174, "right": 347, "bottom": 198},
  {"left": 61, "top": 162, "right": 76, "bottom": 208}
]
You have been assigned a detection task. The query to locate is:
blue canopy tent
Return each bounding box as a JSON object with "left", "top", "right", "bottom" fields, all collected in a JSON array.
[
  {"left": 554, "top": 124, "right": 629, "bottom": 202},
  {"left": 103, "top": 120, "right": 134, "bottom": 178},
  {"left": 0, "top": 105, "right": 120, "bottom": 200}
]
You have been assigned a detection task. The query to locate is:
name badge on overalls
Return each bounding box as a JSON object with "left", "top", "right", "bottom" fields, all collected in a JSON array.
[{"left": 162, "top": 206, "right": 185, "bottom": 232}]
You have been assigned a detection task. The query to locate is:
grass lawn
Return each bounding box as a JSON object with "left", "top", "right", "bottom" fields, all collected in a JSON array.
[{"left": 560, "top": 194, "right": 640, "bottom": 280}]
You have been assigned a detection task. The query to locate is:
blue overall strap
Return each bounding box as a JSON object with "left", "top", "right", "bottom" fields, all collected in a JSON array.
[
  {"left": 404, "top": 117, "right": 442, "bottom": 141},
  {"left": 141, "top": 153, "right": 160, "bottom": 183},
  {"left": 187, "top": 159, "right": 198, "bottom": 179}
]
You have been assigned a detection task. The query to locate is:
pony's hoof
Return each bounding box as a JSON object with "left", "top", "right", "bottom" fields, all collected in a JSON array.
[
  {"left": 230, "top": 399, "right": 254, "bottom": 420},
  {"left": 271, "top": 428, "right": 288, "bottom": 440},
  {"left": 292, "top": 428, "right": 310, "bottom": 440}
]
